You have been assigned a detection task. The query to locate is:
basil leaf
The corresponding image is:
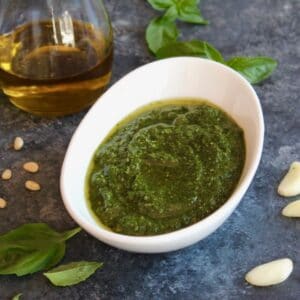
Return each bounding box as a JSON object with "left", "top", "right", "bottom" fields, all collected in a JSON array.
[
  {"left": 175, "top": 0, "right": 208, "bottom": 24},
  {"left": 226, "top": 56, "right": 278, "bottom": 84},
  {"left": 156, "top": 40, "right": 206, "bottom": 58},
  {"left": 156, "top": 40, "right": 223, "bottom": 62},
  {"left": 146, "top": 17, "right": 179, "bottom": 53},
  {"left": 148, "top": 0, "right": 208, "bottom": 25},
  {"left": 0, "top": 224, "right": 81, "bottom": 276},
  {"left": 147, "top": 0, "right": 175, "bottom": 11},
  {"left": 59, "top": 227, "right": 82, "bottom": 241},
  {"left": 44, "top": 261, "right": 103, "bottom": 287},
  {"left": 12, "top": 294, "right": 22, "bottom": 300},
  {"left": 203, "top": 42, "right": 224, "bottom": 63},
  {"left": 0, "top": 224, "right": 80, "bottom": 248},
  {"left": 163, "top": 6, "right": 178, "bottom": 21},
  {"left": 0, "top": 244, "right": 65, "bottom": 276}
]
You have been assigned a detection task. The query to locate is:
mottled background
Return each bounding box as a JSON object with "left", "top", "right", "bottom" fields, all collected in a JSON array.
[{"left": 1, "top": 0, "right": 300, "bottom": 299}]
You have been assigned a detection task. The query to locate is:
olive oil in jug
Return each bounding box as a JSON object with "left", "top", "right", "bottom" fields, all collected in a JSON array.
[{"left": 0, "top": 19, "right": 113, "bottom": 116}]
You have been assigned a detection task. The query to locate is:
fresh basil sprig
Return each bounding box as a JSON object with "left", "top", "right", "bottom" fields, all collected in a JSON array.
[
  {"left": 0, "top": 223, "right": 81, "bottom": 276},
  {"left": 148, "top": 0, "right": 208, "bottom": 24},
  {"left": 146, "top": 1, "right": 277, "bottom": 84},
  {"left": 156, "top": 41, "right": 277, "bottom": 84},
  {"left": 44, "top": 261, "right": 103, "bottom": 287}
]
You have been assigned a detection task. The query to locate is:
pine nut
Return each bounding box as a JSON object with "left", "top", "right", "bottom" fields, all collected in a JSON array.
[
  {"left": 23, "top": 162, "right": 39, "bottom": 173},
  {"left": 1, "top": 169, "right": 12, "bottom": 180},
  {"left": 0, "top": 198, "right": 7, "bottom": 208},
  {"left": 25, "top": 180, "right": 41, "bottom": 191},
  {"left": 14, "top": 137, "right": 24, "bottom": 151}
]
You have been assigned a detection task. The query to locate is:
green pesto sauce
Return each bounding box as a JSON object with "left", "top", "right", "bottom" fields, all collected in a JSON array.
[{"left": 86, "top": 99, "right": 245, "bottom": 236}]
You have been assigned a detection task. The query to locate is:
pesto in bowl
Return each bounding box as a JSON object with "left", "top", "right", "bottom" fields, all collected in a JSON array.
[{"left": 86, "top": 99, "right": 245, "bottom": 236}]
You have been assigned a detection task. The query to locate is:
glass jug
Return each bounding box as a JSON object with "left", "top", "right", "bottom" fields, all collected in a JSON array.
[{"left": 0, "top": 0, "right": 113, "bottom": 116}]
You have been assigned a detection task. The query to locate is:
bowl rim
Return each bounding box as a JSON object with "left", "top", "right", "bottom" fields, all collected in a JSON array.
[{"left": 60, "top": 57, "right": 264, "bottom": 248}]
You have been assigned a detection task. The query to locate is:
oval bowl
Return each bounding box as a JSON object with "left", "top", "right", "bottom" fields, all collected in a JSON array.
[{"left": 60, "top": 57, "right": 264, "bottom": 253}]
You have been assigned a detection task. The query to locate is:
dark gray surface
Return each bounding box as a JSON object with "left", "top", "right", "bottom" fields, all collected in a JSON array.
[{"left": 1, "top": 0, "right": 300, "bottom": 299}]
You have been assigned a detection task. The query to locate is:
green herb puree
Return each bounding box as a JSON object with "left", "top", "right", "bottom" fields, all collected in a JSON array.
[{"left": 86, "top": 100, "right": 245, "bottom": 236}]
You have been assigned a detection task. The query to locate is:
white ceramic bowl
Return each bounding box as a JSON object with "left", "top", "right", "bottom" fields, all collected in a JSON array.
[{"left": 60, "top": 57, "right": 264, "bottom": 253}]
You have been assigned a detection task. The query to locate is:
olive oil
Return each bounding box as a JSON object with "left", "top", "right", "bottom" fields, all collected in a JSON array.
[{"left": 0, "top": 20, "right": 113, "bottom": 116}]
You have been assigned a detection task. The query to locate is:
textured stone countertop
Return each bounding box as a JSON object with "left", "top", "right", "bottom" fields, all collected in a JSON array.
[{"left": 1, "top": 0, "right": 300, "bottom": 299}]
